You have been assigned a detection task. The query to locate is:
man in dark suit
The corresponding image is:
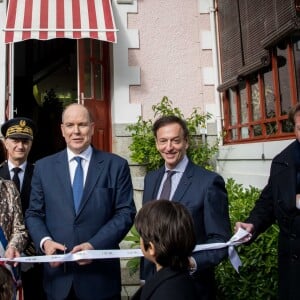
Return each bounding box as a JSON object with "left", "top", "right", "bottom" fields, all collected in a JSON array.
[
  {"left": 141, "top": 115, "right": 231, "bottom": 300},
  {"left": 26, "top": 103, "right": 136, "bottom": 300},
  {"left": 0, "top": 117, "right": 46, "bottom": 299},
  {"left": 235, "top": 103, "right": 300, "bottom": 300}
]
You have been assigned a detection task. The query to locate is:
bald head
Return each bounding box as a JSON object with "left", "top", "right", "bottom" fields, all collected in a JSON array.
[
  {"left": 62, "top": 103, "right": 93, "bottom": 123},
  {"left": 61, "top": 103, "right": 94, "bottom": 154}
]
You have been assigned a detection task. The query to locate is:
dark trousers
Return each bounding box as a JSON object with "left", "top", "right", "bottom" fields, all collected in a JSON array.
[
  {"left": 21, "top": 263, "right": 46, "bottom": 300},
  {"left": 65, "top": 286, "right": 80, "bottom": 300},
  {"left": 64, "top": 285, "right": 121, "bottom": 300}
]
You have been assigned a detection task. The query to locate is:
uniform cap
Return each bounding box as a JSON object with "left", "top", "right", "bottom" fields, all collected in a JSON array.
[{"left": 1, "top": 117, "right": 36, "bottom": 140}]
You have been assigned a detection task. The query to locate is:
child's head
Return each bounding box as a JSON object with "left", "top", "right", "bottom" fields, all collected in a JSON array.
[
  {"left": 135, "top": 200, "right": 196, "bottom": 271},
  {"left": 0, "top": 265, "right": 14, "bottom": 300}
]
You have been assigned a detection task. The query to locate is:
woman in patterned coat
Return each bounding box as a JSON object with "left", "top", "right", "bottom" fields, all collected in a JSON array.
[{"left": 0, "top": 177, "right": 28, "bottom": 260}]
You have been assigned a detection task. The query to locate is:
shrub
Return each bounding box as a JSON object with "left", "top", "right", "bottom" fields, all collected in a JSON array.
[
  {"left": 215, "top": 178, "right": 278, "bottom": 300},
  {"left": 124, "top": 226, "right": 140, "bottom": 276}
]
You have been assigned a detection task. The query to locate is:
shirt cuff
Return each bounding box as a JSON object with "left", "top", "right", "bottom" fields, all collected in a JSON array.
[{"left": 40, "top": 237, "right": 52, "bottom": 253}]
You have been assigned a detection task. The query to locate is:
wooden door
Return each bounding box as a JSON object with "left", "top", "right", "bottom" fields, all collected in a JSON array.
[{"left": 78, "top": 39, "right": 111, "bottom": 152}]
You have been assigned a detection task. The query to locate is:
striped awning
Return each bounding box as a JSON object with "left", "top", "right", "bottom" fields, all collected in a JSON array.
[{"left": 3, "top": 0, "right": 117, "bottom": 44}]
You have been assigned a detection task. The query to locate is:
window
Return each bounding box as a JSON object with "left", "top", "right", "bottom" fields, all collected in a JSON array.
[{"left": 223, "top": 37, "right": 299, "bottom": 144}]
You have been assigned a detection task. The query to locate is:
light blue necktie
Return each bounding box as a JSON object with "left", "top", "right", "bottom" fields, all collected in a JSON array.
[{"left": 73, "top": 156, "right": 83, "bottom": 213}]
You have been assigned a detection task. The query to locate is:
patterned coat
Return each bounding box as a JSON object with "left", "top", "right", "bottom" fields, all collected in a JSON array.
[{"left": 0, "top": 178, "right": 28, "bottom": 253}]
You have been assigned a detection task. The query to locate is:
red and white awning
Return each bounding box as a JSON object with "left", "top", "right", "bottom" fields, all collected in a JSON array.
[{"left": 4, "top": 0, "right": 117, "bottom": 43}]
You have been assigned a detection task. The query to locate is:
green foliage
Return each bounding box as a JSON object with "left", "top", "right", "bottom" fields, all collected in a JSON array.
[
  {"left": 124, "top": 226, "right": 140, "bottom": 276},
  {"left": 215, "top": 178, "right": 278, "bottom": 300},
  {"left": 126, "top": 96, "right": 218, "bottom": 171}
]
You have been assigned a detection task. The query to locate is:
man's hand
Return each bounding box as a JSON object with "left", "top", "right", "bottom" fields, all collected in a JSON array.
[
  {"left": 71, "top": 242, "right": 94, "bottom": 265},
  {"left": 188, "top": 256, "right": 197, "bottom": 274},
  {"left": 235, "top": 222, "right": 254, "bottom": 242},
  {"left": 43, "top": 239, "right": 67, "bottom": 268},
  {"left": 5, "top": 246, "right": 20, "bottom": 267}
]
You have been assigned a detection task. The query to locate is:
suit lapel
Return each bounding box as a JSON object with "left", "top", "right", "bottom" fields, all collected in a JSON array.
[
  {"left": 172, "top": 161, "right": 193, "bottom": 201},
  {"left": 272, "top": 141, "right": 298, "bottom": 213},
  {"left": 77, "top": 149, "right": 104, "bottom": 214},
  {"left": 54, "top": 150, "right": 74, "bottom": 210},
  {"left": 20, "top": 163, "right": 34, "bottom": 211},
  {"left": 153, "top": 168, "right": 165, "bottom": 199},
  {"left": 22, "top": 163, "right": 34, "bottom": 192},
  {"left": 283, "top": 166, "right": 297, "bottom": 212}
]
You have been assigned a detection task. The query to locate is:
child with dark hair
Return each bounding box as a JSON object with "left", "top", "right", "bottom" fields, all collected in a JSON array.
[
  {"left": 132, "top": 200, "right": 198, "bottom": 300},
  {"left": 0, "top": 264, "right": 14, "bottom": 300}
]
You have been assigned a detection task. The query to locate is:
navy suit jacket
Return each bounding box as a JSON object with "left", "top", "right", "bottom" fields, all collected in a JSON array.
[
  {"left": 26, "top": 148, "right": 136, "bottom": 300},
  {"left": 142, "top": 160, "right": 231, "bottom": 299}
]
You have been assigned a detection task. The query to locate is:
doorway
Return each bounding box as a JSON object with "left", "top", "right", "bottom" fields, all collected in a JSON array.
[{"left": 12, "top": 38, "right": 112, "bottom": 162}]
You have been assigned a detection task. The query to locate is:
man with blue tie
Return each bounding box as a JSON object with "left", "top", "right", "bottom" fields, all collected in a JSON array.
[
  {"left": 0, "top": 117, "right": 46, "bottom": 300},
  {"left": 26, "top": 103, "right": 136, "bottom": 300}
]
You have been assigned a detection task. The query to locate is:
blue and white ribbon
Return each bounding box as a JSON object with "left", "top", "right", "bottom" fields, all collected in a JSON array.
[{"left": 0, "top": 228, "right": 250, "bottom": 273}]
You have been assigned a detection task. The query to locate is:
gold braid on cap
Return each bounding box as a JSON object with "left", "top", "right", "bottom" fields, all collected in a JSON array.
[{"left": 6, "top": 120, "right": 33, "bottom": 137}]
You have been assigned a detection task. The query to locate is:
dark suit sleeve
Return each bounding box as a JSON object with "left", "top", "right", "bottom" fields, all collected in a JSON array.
[
  {"left": 25, "top": 161, "right": 50, "bottom": 251},
  {"left": 245, "top": 143, "right": 296, "bottom": 238},
  {"left": 191, "top": 174, "right": 232, "bottom": 271},
  {"left": 246, "top": 179, "right": 276, "bottom": 238}
]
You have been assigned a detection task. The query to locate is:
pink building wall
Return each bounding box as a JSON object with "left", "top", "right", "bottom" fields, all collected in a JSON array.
[{"left": 127, "top": 0, "right": 215, "bottom": 119}]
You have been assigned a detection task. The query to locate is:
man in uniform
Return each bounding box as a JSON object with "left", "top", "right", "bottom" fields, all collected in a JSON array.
[{"left": 0, "top": 117, "right": 45, "bottom": 299}]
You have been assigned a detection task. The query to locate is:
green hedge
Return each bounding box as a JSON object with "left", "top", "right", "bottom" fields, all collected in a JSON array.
[{"left": 216, "top": 178, "right": 278, "bottom": 299}]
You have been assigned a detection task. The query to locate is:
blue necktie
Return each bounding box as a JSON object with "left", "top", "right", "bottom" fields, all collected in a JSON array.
[{"left": 73, "top": 157, "right": 83, "bottom": 213}]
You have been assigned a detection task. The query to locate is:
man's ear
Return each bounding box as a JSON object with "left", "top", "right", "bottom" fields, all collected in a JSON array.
[{"left": 148, "top": 242, "right": 156, "bottom": 257}]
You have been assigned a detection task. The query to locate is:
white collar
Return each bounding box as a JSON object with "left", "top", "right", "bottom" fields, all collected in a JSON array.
[
  {"left": 67, "top": 146, "right": 92, "bottom": 162},
  {"left": 7, "top": 160, "right": 27, "bottom": 172}
]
